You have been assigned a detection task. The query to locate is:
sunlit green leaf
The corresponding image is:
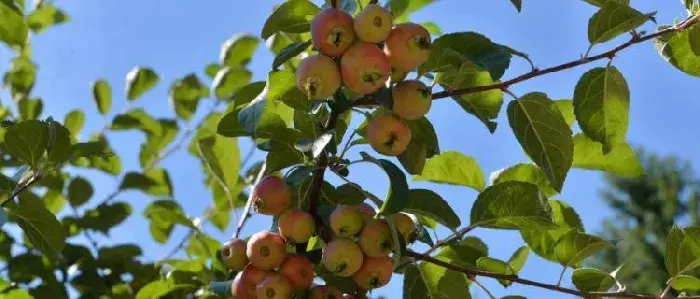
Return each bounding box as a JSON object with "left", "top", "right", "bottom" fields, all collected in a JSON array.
[
  {"left": 554, "top": 232, "right": 613, "bottom": 267},
  {"left": 212, "top": 67, "right": 252, "bottom": 100},
  {"left": 7, "top": 195, "right": 66, "bottom": 260},
  {"left": 414, "top": 151, "right": 485, "bottom": 191},
  {"left": 220, "top": 34, "right": 260, "bottom": 68},
  {"left": 655, "top": 25, "right": 700, "bottom": 77},
  {"left": 4, "top": 120, "right": 48, "bottom": 169},
  {"left": 588, "top": 2, "right": 653, "bottom": 44},
  {"left": 92, "top": 79, "right": 112, "bottom": 115},
  {"left": 126, "top": 67, "right": 159, "bottom": 101},
  {"left": 572, "top": 268, "right": 616, "bottom": 292},
  {"left": 572, "top": 133, "right": 644, "bottom": 177},
  {"left": 261, "top": 0, "right": 321, "bottom": 39},
  {"left": 405, "top": 189, "right": 461, "bottom": 229},
  {"left": 0, "top": 2, "right": 27, "bottom": 47},
  {"left": 27, "top": 4, "right": 69, "bottom": 33}
]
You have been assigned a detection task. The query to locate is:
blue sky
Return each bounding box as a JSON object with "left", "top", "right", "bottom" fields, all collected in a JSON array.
[{"left": 2, "top": 0, "right": 700, "bottom": 298}]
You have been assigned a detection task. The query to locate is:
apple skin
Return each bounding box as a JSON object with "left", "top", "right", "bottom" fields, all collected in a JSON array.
[
  {"left": 358, "top": 219, "right": 395, "bottom": 258},
  {"left": 311, "top": 8, "right": 356, "bottom": 57},
  {"left": 330, "top": 205, "right": 364, "bottom": 237},
  {"left": 353, "top": 4, "right": 393, "bottom": 43},
  {"left": 256, "top": 273, "right": 293, "bottom": 299},
  {"left": 252, "top": 176, "right": 292, "bottom": 216},
  {"left": 366, "top": 114, "right": 412, "bottom": 156},
  {"left": 383, "top": 22, "right": 432, "bottom": 72},
  {"left": 394, "top": 213, "right": 417, "bottom": 243},
  {"left": 352, "top": 255, "right": 394, "bottom": 290},
  {"left": 322, "top": 238, "right": 364, "bottom": 277},
  {"left": 220, "top": 238, "right": 248, "bottom": 271},
  {"left": 309, "top": 285, "right": 344, "bottom": 299},
  {"left": 279, "top": 254, "right": 315, "bottom": 291},
  {"left": 340, "top": 42, "right": 391, "bottom": 95},
  {"left": 392, "top": 80, "right": 432, "bottom": 120},
  {"left": 278, "top": 208, "right": 316, "bottom": 244},
  {"left": 246, "top": 231, "right": 288, "bottom": 271},
  {"left": 296, "top": 54, "right": 342, "bottom": 100},
  {"left": 231, "top": 265, "right": 273, "bottom": 299}
]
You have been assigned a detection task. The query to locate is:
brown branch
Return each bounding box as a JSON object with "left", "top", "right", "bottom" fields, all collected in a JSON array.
[
  {"left": 234, "top": 162, "right": 268, "bottom": 239},
  {"left": 429, "top": 14, "right": 700, "bottom": 100},
  {"left": 407, "top": 252, "right": 700, "bottom": 299}
]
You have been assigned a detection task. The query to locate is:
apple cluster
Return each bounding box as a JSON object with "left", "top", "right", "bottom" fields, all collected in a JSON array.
[
  {"left": 220, "top": 174, "right": 419, "bottom": 298},
  {"left": 296, "top": 4, "right": 434, "bottom": 157}
]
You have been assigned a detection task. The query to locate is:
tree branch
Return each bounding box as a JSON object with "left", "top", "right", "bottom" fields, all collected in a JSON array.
[
  {"left": 406, "top": 251, "right": 699, "bottom": 299},
  {"left": 0, "top": 170, "right": 41, "bottom": 207},
  {"left": 234, "top": 162, "right": 267, "bottom": 239}
]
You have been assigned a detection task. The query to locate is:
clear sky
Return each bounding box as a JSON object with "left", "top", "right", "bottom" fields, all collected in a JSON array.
[{"left": 2, "top": 0, "right": 699, "bottom": 298}]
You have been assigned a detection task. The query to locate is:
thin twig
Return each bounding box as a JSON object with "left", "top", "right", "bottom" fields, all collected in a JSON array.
[
  {"left": 0, "top": 171, "right": 41, "bottom": 207},
  {"left": 234, "top": 163, "right": 267, "bottom": 238},
  {"left": 556, "top": 266, "right": 567, "bottom": 286},
  {"left": 659, "top": 277, "right": 676, "bottom": 298},
  {"left": 473, "top": 279, "right": 497, "bottom": 299},
  {"left": 330, "top": 169, "right": 383, "bottom": 206}
]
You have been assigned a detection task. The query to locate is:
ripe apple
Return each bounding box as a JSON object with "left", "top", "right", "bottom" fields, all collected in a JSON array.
[
  {"left": 353, "top": 4, "right": 393, "bottom": 43},
  {"left": 384, "top": 22, "right": 432, "bottom": 71},
  {"left": 311, "top": 8, "right": 356, "bottom": 57},
  {"left": 358, "top": 219, "right": 394, "bottom": 257},
  {"left": 278, "top": 208, "right": 316, "bottom": 244},
  {"left": 220, "top": 238, "right": 248, "bottom": 271},
  {"left": 366, "top": 114, "right": 412, "bottom": 156},
  {"left": 352, "top": 256, "right": 394, "bottom": 289},
  {"left": 330, "top": 205, "right": 364, "bottom": 237},
  {"left": 252, "top": 176, "right": 292, "bottom": 216},
  {"left": 246, "top": 231, "right": 288, "bottom": 270},
  {"left": 256, "top": 273, "right": 293, "bottom": 299},
  {"left": 392, "top": 80, "right": 432, "bottom": 120},
  {"left": 340, "top": 43, "right": 390, "bottom": 95},
  {"left": 296, "top": 54, "right": 342, "bottom": 100},
  {"left": 322, "top": 238, "right": 364, "bottom": 277},
  {"left": 279, "top": 254, "right": 314, "bottom": 291}
]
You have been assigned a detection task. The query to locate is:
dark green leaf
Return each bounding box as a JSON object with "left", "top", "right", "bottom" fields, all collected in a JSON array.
[
  {"left": 294, "top": 132, "right": 333, "bottom": 159},
  {"left": 554, "top": 232, "right": 613, "bottom": 267},
  {"left": 126, "top": 67, "right": 159, "bottom": 101},
  {"left": 220, "top": 34, "right": 260, "bottom": 68},
  {"left": 509, "top": 0, "right": 522, "bottom": 11},
  {"left": 217, "top": 81, "right": 267, "bottom": 137},
  {"left": 92, "top": 79, "right": 112, "bottom": 115},
  {"left": 471, "top": 181, "right": 556, "bottom": 230},
  {"left": 0, "top": 2, "right": 27, "bottom": 47},
  {"left": 573, "top": 67, "right": 629, "bottom": 152},
  {"left": 260, "top": 0, "right": 321, "bottom": 39},
  {"left": 4, "top": 120, "right": 49, "bottom": 169},
  {"left": 64, "top": 110, "right": 85, "bottom": 137},
  {"left": 119, "top": 168, "right": 173, "bottom": 197},
  {"left": 47, "top": 119, "right": 73, "bottom": 165},
  {"left": 7, "top": 195, "right": 66, "bottom": 260},
  {"left": 403, "top": 265, "right": 431, "bottom": 299},
  {"left": 582, "top": 0, "right": 629, "bottom": 7},
  {"left": 655, "top": 25, "right": 700, "bottom": 77},
  {"left": 79, "top": 202, "right": 132, "bottom": 234},
  {"left": 418, "top": 260, "right": 473, "bottom": 299},
  {"left": 144, "top": 200, "right": 194, "bottom": 244},
  {"left": 361, "top": 153, "right": 409, "bottom": 215},
  {"left": 491, "top": 163, "right": 558, "bottom": 197},
  {"left": 197, "top": 135, "right": 240, "bottom": 191},
  {"left": 73, "top": 134, "right": 121, "bottom": 175},
  {"left": 212, "top": 67, "right": 252, "bottom": 100},
  {"left": 435, "top": 237, "right": 489, "bottom": 269},
  {"left": 268, "top": 70, "right": 309, "bottom": 111},
  {"left": 507, "top": 92, "right": 573, "bottom": 192},
  {"left": 18, "top": 97, "right": 43, "bottom": 120},
  {"left": 67, "top": 176, "right": 93, "bottom": 207},
  {"left": 398, "top": 117, "right": 440, "bottom": 174},
  {"left": 169, "top": 74, "right": 209, "bottom": 121},
  {"left": 27, "top": 4, "right": 69, "bottom": 33},
  {"left": 139, "top": 119, "right": 178, "bottom": 169},
  {"left": 572, "top": 133, "right": 644, "bottom": 177},
  {"left": 588, "top": 2, "right": 653, "bottom": 44},
  {"left": 111, "top": 108, "right": 161, "bottom": 134},
  {"left": 405, "top": 189, "right": 461, "bottom": 229},
  {"left": 421, "top": 32, "right": 511, "bottom": 80},
  {"left": 665, "top": 226, "right": 700, "bottom": 276},
  {"left": 571, "top": 268, "right": 616, "bottom": 292},
  {"left": 335, "top": 183, "right": 367, "bottom": 205},
  {"left": 414, "top": 151, "right": 485, "bottom": 191},
  {"left": 521, "top": 200, "right": 584, "bottom": 263},
  {"left": 272, "top": 40, "right": 311, "bottom": 70},
  {"left": 671, "top": 275, "right": 700, "bottom": 291}
]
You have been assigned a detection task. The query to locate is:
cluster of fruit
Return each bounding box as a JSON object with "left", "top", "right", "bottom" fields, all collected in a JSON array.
[
  {"left": 220, "top": 174, "right": 418, "bottom": 298},
  {"left": 295, "top": 4, "right": 433, "bottom": 157}
]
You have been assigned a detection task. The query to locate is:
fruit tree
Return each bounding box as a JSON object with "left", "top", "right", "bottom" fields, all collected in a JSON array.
[{"left": 0, "top": 0, "right": 700, "bottom": 298}]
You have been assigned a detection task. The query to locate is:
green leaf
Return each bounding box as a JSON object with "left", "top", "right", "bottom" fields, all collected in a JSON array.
[
  {"left": 64, "top": 110, "right": 85, "bottom": 137},
  {"left": 490, "top": 163, "right": 558, "bottom": 197},
  {"left": 260, "top": 0, "right": 321, "bottom": 39},
  {"left": 217, "top": 81, "right": 267, "bottom": 137},
  {"left": 139, "top": 119, "right": 178, "bottom": 169},
  {"left": 471, "top": 181, "right": 556, "bottom": 230},
  {"left": 665, "top": 226, "right": 700, "bottom": 276},
  {"left": 671, "top": 275, "right": 700, "bottom": 291},
  {"left": 571, "top": 268, "right": 616, "bottom": 292},
  {"left": 554, "top": 232, "right": 613, "bottom": 267},
  {"left": 361, "top": 153, "right": 409, "bottom": 216},
  {"left": 135, "top": 280, "right": 197, "bottom": 299},
  {"left": 0, "top": 1, "right": 27, "bottom": 47},
  {"left": 111, "top": 109, "right": 161, "bottom": 134},
  {"left": 421, "top": 32, "right": 512, "bottom": 80},
  {"left": 572, "top": 133, "right": 644, "bottom": 177},
  {"left": 92, "top": 79, "right": 112, "bottom": 115},
  {"left": 405, "top": 189, "right": 461, "bottom": 229},
  {"left": 27, "top": 4, "right": 69, "bottom": 33},
  {"left": 67, "top": 176, "right": 93, "bottom": 207},
  {"left": 46, "top": 119, "right": 74, "bottom": 165},
  {"left": 477, "top": 257, "right": 513, "bottom": 287},
  {"left": 573, "top": 67, "right": 629, "bottom": 153},
  {"left": 169, "top": 74, "right": 209, "bottom": 121},
  {"left": 220, "top": 34, "right": 260, "bottom": 68},
  {"left": 211, "top": 67, "right": 252, "bottom": 100},
  {"left": 126, "top": 67, "right": 159, "bottom": 101},
  {"left": 508, "top": 246, "right": 530, "bottom": 274},
  {"left": 197, "top": 135, "right": 240, "bottom": 192},
  {"left": 403, "top": 265, "right": 431, "bottom": 299},
  {"left": 272, "top": 40, "right": 311, "bottom": 70},
  {"left": 553, "top": 100, "right": 575, "bottom": 127},
  {"left": 334, "top": 183, "right": 367, "bottom": 205},
  {"left": 4, "top": 120, "right": 49, "bottom": 169},
  {"left": 18, "top": 97, "right": 43, "bottom": 120},
  {"left": 509, "top": 0, "right": 522, "bottom": 11},
  {"left": 398, "top": 117, "right": 440, "bottom": 175},
  {"left": 73, "top": 134, "right": 122, "bottom": 175},
  {"left": 689, "top": 26, "right": 700, "bottom": 56},
  {"left": 507, "top": 92, "right": 573, "bottom": 192},
  {"left": 417, "top": 261, "right": 473, "bottom": 299},
  {"left": 582, "top": 0, "right": 629, "bottom": 7},
  {"left": 119, "top": 168, "right": 173, "bottom": 197},
  {"left": 294, "top": 132, "right": 333, "bottom": 159},
  {"left": 413, "top": 151, "right": 485, "bottom": 191},
  {"left": 521, "top": 200, "right": 585, "bottom": 263},
  {"left": 267, "top": 70, "right": 309, "bottom": 110},
  {"left": 435, "top": 237, "right": 489, "bottom": 269},
  {"left": 7, "top": 195, "right": 66, "bottom": 260},
  {"left": 420, "top": 21, "right": 442, "bottom": 35},
  {"left": 449, "top": 72, "right": 503, "bottom": 133},
  {"left": 588, "top": 2, "right": 653, "bottom": 44},
  {"left": 237, "top": 90, "right": 294, "bottom": 138},
  {"left": 388, "top": 0, "right": 436, "bottom": 23},
  {"left": 79, "top": 202, "right": 132, "bottom": 234},
  {"left": 4, "top": 57, "right": 36, "bottom": 97},
  {"left": 655, "top": 25, "right": 700, "bottom": 77},
  {"left": 43, "top": 189, "right": 65, "bottom": 214},
  {"left": 144, "top": 200, "right": 194, "bottom": 244}
]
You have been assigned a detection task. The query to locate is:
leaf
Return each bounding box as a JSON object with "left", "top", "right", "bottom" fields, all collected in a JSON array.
[
  {"left": 267, "top": 70, "right": 309, "bottom": 111},
  {"left": 405, "top": 189, "right": 461, "bottom": 229},
  {"left": 169, "top": 73, "right": 209, "bottom": 121},
  {"left": 4, "top": 120, "right": 49, "bottom": 169},
  {"left": 139, "top": 119, "right": 179, "bottom": 168},
  {"left": 403, "top": 265, "right": 431, "bottom": 299},
  {"left": 507, "top": 92, "right": 573, "bottom": 192},
  {"left": 294, "top": 132, "right": 333, "bottom": 159},
  {"left": 46, "top": 119, "right": 74, "bottom": 165},
  {"left": 689, "top": 26, "right": 700, "bottom": 56},
  {"left": 18, "top": 97, "right": 43, "bottom": 120},
  {"left": 335, "top": 183, "right": 368, "bottom": 205},
  {"left": 554, "top": 232, "right": 613, "bottom": 267},
  {"left": 420, "top": 21, "right": 442, "bottom": 35},
  {"left": 450, "top": 72, "right": 503, "bottom": 133},
  {"left": 509, "top": 0, "right": 522, "bottom": 11},
  {"left": 414, "top": 151, "right": 485, "bottom": 191},
  {"left": 672, "top": 275, "right": 700, "bottom": 291},
  {"left": 220, "top": 34, "right": 260, "bottom": 68},
  {"left": 588, "top": 2, "right": 653, "bottom": 44},
  {"left": 572, "top": 134, "right": 644, "bottom": 177},
  {"left": 435, "top": 237, "right": 489, "bottom": 269},
  {"left": 237, "top": 90, "right": 294, "bottom": 138},
  {"left": 582, "top": 0, "right": 629, "bottom": 7},
  {"left": 43, "top": 190, "right": 65, "bottom": 214},
  {"left": 111, "top": 109, "right": 161, "bottom": 134},
  {"left": 471, "top": 182, "right": 556, "bottom": 230},
  {"left": 0, "top": 2, "right": 27, "bottom": 47},
  {"left": 211, "top": 67, "right": 253, "bottom": 100},
  {"left": 665, "top": 226, "right": 700, "bottom": 276},
  {"left": 398, "top": 117, "right": 440, "bottom": 175},
  {"left": 655, "top": 25, "right": 700, "bottom": 77},
  {"left": 92, "top": 79, "right": 112, "bottom": 115},
  {"left": 508, "top": 246, "right": 530, "bottom": 274},
  {"left": 490, "top": 163, "right": 558, "bottom": 197},
  {"left": 360, "top": 153, "right": 409, "bottom": 215},
  {"left": 272, "top": 40, "right": 311, "bottom": 70},
  {"left": 573, "top": 67, "right": 630, "bottom": 152},
  {"left": 521, "top": 200, "right": 585, "bottom": 263},
  {"left": 217, "top": 81, "right": 267, "bottom": 137},
  {"left": 388, "top": 0, "right": 436, "bottom": 23},
  {"left": 477, "top": 257, "right": 513, "bottom": 287},
  {"left": 4, "top": 57, "right": 35, "bottom": 97},
  {"left": 572, "top": 268, "right": 616, "bottom": 292},
  {"left": 260, "top": 0, "right": 321, "bottom": 39},
  {"left": 67, "top": 176, "right": 93, "bottom": 207},
  {"left": 7, "top": 195, "right": 66, "bottom": 260},
  {"left": 553, "top": 100, "right": 575, "bottom": 127},
  {"left": 64, "top": 110, "right": 85, "bottom": 137},
  {"left": 421, "top": 32, "right": 512, "bottom": 80},
  {"left": 79, "top": 202, "right": 132, "bottom": 234},
  {"left": 144, "top": 200, "right": 194, "bottom": 244},
  {"left": 135, "top": 280, "right": 197, "bottom": 299},
  {"left": 119, "top": 168, "right": 173, "bottom": 197},
  {"left": 27, "top": 4, "right": 69, "bottom": 33},
  {"left": 197, "top": 135, "right": 240, "bottom": 192},
  {"left": 417, "top": 261, "right": 473, "bottom": 299},
  {"left": 126, "top": 67, "right": 159, "bottom": 101}
]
